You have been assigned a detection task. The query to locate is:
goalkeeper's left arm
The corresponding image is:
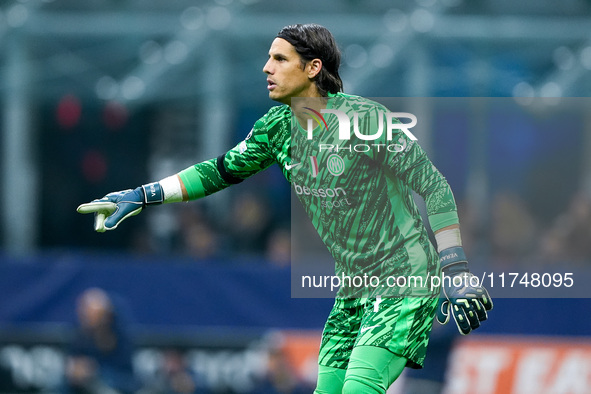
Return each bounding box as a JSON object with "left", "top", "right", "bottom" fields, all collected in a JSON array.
[
  {"left": 415, "top": 167, "right": 493, "bottom": 335},
  {"left": 382, "top": 133, "right": 493, "bottom": 335}
]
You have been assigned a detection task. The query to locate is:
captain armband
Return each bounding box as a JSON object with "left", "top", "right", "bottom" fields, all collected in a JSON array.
[{"left": 216, "top": 153, "right": 244, "bottom": 185}]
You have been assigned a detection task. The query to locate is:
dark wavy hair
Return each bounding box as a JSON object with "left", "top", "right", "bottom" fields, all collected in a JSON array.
[{"left": 277, "top": 24, "right": 343, "bottom": 96}]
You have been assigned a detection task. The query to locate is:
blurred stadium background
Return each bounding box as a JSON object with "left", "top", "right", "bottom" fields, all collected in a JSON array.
[{"left": 1, "top": 0, "right": 591, "bottom": 393}]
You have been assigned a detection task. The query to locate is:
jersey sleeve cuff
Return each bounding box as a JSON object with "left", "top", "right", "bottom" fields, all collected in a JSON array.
[
  {"left": 178, "top": 166, "right": 207, "bottom": 200},
  {"left": 428, "top": 211, "right": 459, "bottom": 233}
]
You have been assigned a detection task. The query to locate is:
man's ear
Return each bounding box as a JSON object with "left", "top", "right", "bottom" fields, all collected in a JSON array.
[{"left": 307, "top": 58, "right": 322, "bottom": 79}]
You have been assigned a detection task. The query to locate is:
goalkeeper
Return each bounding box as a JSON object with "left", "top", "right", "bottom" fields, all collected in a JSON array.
[{"left": 78, "top": 24, "right": 492, "bottom": 394}]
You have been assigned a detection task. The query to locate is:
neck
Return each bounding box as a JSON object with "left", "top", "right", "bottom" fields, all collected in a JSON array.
[
  {"left": 287, "top": 82, "right": 322, "bottom": 104},
  {"left": 291, "top": 94, "right": 329, "bottom": 129}
]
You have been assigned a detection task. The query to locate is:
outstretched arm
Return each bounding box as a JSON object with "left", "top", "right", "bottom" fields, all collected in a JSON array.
[
  {"left": 78, "top": 128, "right": 275, "bottom": 232},
  {"left": 76, "top": 156, "right": 236, "bottom": 232}
]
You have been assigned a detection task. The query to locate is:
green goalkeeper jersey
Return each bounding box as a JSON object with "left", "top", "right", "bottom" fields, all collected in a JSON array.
[{"left": 179, "top": 93, "right": 459, "bottom": 298}]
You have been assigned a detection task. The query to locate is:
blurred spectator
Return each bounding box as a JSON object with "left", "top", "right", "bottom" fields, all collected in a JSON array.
[
  {"left": 490, "top": 191, "right": 538, "bottom": 265},
  {"left": 0, "top": 362, "right": 18, "bottom": 392},
  {"left": 228, "top": 192, "right": 274, "bottom": 255},
  {"left": 183, "top": 222, "right": 219, "bottom": 260},
  {"left": 254, "top": 344, "right": 308, "bottom": 394},
  {"left": 176, "top": 206, "right": 220, "bottom": 261},
  {"left": 63, "top": 288, "right": 139, "bottom": 394},
  {"left": 455, "top": 202, "right": 479, "bottom": 258},
  {"left": 143, "top": 349, "right": 199, "bottom": 394},
  {"left": 266, "top": 227, "right": 291, "bottom": 267},
  {"left": 537, "top": 191, "right": 591, "bottom": 264}
]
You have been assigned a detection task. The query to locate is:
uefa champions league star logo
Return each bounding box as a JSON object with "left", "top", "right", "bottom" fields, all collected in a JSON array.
[{"left": 326, "top": 154, "right": 345, "bottom": 176}]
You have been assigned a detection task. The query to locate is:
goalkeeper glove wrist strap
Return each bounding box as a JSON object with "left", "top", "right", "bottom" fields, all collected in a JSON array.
[
  {"left": 141, "top": 182, "right": 164, "bottom": 205},
  {"left": 440, "top": 246, "right": 468, "bottom": 275}
]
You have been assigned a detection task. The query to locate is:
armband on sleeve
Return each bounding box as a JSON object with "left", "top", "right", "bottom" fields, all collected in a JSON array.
[{"left": 216, "top": 153, "right": 244, "bottom": 185}]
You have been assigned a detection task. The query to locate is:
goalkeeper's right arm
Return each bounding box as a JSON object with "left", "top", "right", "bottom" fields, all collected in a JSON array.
[{"left": 77, "top": 154, "right": 239, "bottom": 232}]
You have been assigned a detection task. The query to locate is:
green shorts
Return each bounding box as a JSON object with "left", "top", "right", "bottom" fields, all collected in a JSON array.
[{"left": 318, "top": 296, "right": 438, "bottom": 370}]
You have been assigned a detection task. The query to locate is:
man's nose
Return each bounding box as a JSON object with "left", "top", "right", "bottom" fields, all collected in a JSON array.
[{"left": 263, "top": 59, "right": 273, "bottom": 74}]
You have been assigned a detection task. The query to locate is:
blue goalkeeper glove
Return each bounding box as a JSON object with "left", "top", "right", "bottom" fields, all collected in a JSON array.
[
  {"left": 77, "top": 182, "right": 163, "bottom": 232},
  {"left": 436, "top": 247, "right": 493, "bottom": 335}
]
